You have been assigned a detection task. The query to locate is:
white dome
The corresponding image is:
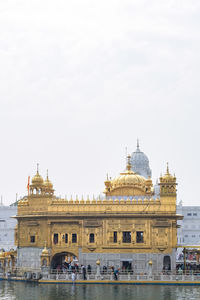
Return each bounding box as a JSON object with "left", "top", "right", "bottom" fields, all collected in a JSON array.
[{"left": 131, "top": 141, "right": 152, "bottom": 179}]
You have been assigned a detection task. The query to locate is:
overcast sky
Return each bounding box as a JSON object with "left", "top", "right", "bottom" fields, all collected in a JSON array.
[{"left": 0, "top": 0, "right": 200, "bottom": 205}]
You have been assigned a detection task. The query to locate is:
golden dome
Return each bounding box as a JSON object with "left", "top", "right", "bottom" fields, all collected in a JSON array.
[
  {"left": 44, "top": 170, "right": 53, "bottom": 189},
  {"left": 0, "top": 251, "right": 4, "bottom": 258},
  {"left": 42, "top": 247, "right": 49, "bottom": 255},
  {"left": 32, "top": 164, "right": 44, "bottom": 185},
  {"left": 111, "top": 155, "right": 146, "bottom": 188},
  {"left": 112, "top": 171, "right": 146, "bottom": 187},
  {"left": 104, "top": 155, "right": 152, "bottom": 197},
  {"left": 161, "top": 163, "right": 176, "bottom": 182}
]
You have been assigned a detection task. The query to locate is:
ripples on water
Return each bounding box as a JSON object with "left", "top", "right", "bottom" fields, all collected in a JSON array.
[{"left": 1, "top": 281, "right": 200, "bottom": 300}]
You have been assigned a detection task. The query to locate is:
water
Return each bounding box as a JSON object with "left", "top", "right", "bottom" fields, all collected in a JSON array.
[{"left": 1, "top": 281, "right": 200, "bottom": 300}]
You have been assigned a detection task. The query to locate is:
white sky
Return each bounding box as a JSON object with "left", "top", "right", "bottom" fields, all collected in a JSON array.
[{"left": 0, "top": 0, "right": 200, "bottom": 205}]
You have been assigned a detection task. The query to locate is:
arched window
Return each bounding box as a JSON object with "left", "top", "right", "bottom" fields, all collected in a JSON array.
[
  {"left": 163, "top": 255, "right": 171, "bottom": 271},
  {"left": 89, "top": 233, "right": 95, "bottom": 243}
]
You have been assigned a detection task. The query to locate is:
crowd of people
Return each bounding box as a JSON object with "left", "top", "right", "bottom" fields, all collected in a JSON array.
[
  {"left": 54, "top": 262, "right": 121, "bottom": 282},
  {"left": 176, "top": 263, "right": 200, "bottom": 274}
]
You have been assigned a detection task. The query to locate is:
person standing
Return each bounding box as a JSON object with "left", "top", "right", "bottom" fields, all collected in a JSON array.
[
  {"left": 71, "top": 271, "right": 76, "bottom": 283},
  {"left": 81, "top": 265, "right": 87, "bottom": 280},
  {"left": 114, "top": 268, "right": 119, "bottom": 280}
]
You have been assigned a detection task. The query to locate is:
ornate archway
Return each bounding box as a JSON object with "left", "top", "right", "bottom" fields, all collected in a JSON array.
[{"left": 51, "top": 252, "right": 78, "bottom": 269}]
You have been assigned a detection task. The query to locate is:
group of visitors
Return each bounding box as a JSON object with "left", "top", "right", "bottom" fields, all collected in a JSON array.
[
  {"left": 70, "top": 264, "right": 87, "bottom": 283},
  {"left": 56, "top": 261, "right": 79, "bottom": 273},
  {"left": 55, "top": 262, "right": 121, "bottom": 281},
  {"left": 176, "top": 263, "right": 200, "bottom": 274}
]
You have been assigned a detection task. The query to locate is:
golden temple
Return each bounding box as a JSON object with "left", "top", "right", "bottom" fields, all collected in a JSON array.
[{"left": 11, "top": 146, "right": 181, "bottom": 273}]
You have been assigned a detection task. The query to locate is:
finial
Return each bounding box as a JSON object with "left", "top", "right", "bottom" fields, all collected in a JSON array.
[
  {"left": 126, "top": 155, "right": 131, "bottom": 171},
  {"left": 37, "top": 163, "right": 39, "bottom": 174},
  {"left": 44, "top": 241, "right": 47, "bottom": 248},
  {"left": 137, "top": 138, "right": 140, "bottom": 149},
  {"left": 106, "top": 173, "right": 109, "bottom": 180},
  {"left": 46, "top": 169, "right": 49, "bottom": 179},
  {"left": 166, "top": 162, "right": 169, "bottom": 174}
]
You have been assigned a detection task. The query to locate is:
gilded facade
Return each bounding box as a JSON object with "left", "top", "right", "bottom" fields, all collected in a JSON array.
[{"left": 14, "top": 150, "right": 181, "bottom": 273}]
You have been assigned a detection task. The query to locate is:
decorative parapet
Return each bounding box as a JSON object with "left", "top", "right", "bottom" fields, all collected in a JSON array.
[
  {"left": 16, "top": 196, "right": 177, "bottom": 215},
  {"left": 51, "top": 197, "right": 160, "bottom": 205},
  {"left": 18, "top": 197, "right": 29, "bottom": 206},
  {"left": 46, "top": 197, "right": 176, "bottom": 214}
]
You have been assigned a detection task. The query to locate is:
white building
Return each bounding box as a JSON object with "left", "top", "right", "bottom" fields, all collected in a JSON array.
[
  {"left": 177, "top": 202, "right": 200, "bottom": 246},
  {"left": 0, "top": 204, "right": 17, "bottom": 251}
]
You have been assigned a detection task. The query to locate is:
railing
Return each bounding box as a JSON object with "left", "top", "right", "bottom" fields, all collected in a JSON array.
[
  {"left": 43, "top": 269, "right": 200, "bottom": 281},
  {"left": 45, "top": 271, "right": 200, "bottom": 282},
  {"left": 1, "top": 267, "right": 42, "bottom": 279},
  {"left": 2, "top": 268, "right": 200, "bottom": 282}
]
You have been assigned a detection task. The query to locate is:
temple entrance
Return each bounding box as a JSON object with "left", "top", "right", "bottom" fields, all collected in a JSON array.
[
  {"left": 163, "top": 255, "right": 171, "bottom": 271},
  {"left": 51, "top": 252, "right": 78, "bottom": 270},
  {"left": 121, "top": 260, "right": 132, "bottom": 272}
]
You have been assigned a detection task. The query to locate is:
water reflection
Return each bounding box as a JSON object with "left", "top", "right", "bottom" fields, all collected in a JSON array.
[{"left": 1, "top": 281, "right": 200, "bottom": 300}]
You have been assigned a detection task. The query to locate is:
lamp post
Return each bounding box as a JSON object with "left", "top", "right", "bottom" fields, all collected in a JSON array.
[
  {"left": 96, "top": 259, "right": 100, "bottom": 279},
  {"left": 148, "top": 260, "right": 153, "bottom": 279}
]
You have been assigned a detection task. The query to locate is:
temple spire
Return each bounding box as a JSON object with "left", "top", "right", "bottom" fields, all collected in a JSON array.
[
  {"left": 166, "top": 162, "right": 169, "bottom": 174},
  {"left": 136, "top": 138, "right": 140, "bottom": 151},
  {"left": 37, "top": 163, "right": 39, "bottom": 174}
]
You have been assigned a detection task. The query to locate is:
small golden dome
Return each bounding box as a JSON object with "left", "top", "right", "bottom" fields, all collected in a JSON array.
[
  {"left": 96, "top": 259, "right": 100, "bottom": 265},
  {"left": 32, "top": 164, "right": 44, "bottom": 185},
  {"left": 44, "top": 170, "right": 53, "bottom": 189},
  {"left": 146, "top": 176, "right": 152, "bottom": 185},
  {"left": 161, "top": 163, "right": 175, "bottom": 182},
  {"left": 42, "top": 247, "right": 49, "bottom": 255},
  {"left": 0, "top": 251, "right": 4, "bottom": 258}
]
